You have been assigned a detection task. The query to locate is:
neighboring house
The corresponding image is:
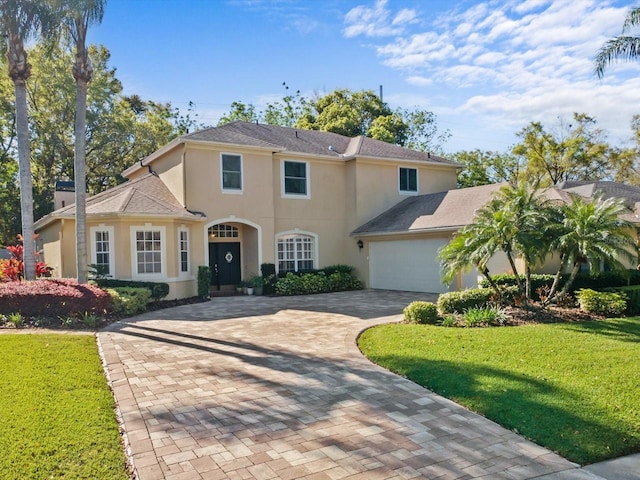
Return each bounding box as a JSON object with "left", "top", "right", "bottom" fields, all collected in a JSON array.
[{"left": 35, "top": 121, "right": 459, "bottom": 298}]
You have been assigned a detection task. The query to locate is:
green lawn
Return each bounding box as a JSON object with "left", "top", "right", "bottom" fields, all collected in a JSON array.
[
  {"left": 358, "top": 317, "right": 640, "bottom": 465},
  {"left": 0, "top": 334, "right": 129, "bottom": 479}
]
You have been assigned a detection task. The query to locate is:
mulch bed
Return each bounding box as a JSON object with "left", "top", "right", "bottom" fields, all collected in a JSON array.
[{"left": 503, "top": 304, "right": 601, "bottom": 325}]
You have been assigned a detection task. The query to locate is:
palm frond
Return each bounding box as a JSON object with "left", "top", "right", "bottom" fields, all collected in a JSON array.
[
  {"left": 623, "top": 7, "right": 640, "bottom": 32},
  {"left": 594, "top": 36, "right": 640, "bottom": 78}
]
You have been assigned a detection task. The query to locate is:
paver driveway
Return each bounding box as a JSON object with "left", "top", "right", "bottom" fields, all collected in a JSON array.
[{"left": 99, "top": 290, "right": 578, "bottom": 480}]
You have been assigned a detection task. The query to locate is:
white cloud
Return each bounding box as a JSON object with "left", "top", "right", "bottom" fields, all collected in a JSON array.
[
  {"left": 342, "top": 0, "right": 639, "bottom": 150},
  {"left": 343, "top": 0, "right": 417, "bottom": 38},
  {"left": 406, "top": 75, "right": 433, "bottom": 87}
]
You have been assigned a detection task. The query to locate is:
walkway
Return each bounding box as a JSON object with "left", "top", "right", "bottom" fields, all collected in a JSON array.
[{"left": 98, "top": 290, "right": 621, "bottom": 480}]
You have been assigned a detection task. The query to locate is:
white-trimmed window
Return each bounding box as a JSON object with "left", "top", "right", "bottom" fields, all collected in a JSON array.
[
  {"left": 178, "top": 228, "right": 189, "bottom": 274},
  {"left": 131, "top": 226, "right": 166, "bottom": 277},
  {"left": 221, "top": 153, "right": 242, "bottom": 192},
  {"left": 277, "top": 233, "right": 316, "bottom": 272},
  {"left": 90, "top": 226, "right": 114, "bottom": 276},
  {"left": 282, "top": 160, "right": 309, "bottom": 198},
  {"left": 399, "top": 167, "right": 418, "bottom": 193}
]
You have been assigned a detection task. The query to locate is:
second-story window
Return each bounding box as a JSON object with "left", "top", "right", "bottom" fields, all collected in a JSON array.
[
  {"left": 283, "top": 160, "right": 309, "bottom": 197},
  {"left": 399, "top": 167, "right": 418, "bottom": 193},
  {"left": 221, "top": 153, "right": 242, "bottom": 192}
]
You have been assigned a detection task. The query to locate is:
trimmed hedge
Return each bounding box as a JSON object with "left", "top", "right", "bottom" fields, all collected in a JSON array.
[
  {"left": 479, "top": 270, "right": 640, "bottom": 295},
  {"left": 0, "top": 279, "right": 111, "bottom": 318},
  {"left": 275, "top": 270, "right": 362, "bottom": 296},
  {"left": 106, "top": 287, "right": 151, "bottom": 316},
  {"left": 605, "top": 285, "right": 640, "bottom": 314},
  {"left": 93, "top": 278, "right": 169, "bottom": 300},
  {"left": 479, "top": 274, "right": 555, "bottom": 299},
  {"left": 404, "top": 301, "right": 439, "bottom": 324},
  {"left": 197, "top": 266, "right": 210, "bottom": 298},
  {"left": 575, "top": 288, "right": 627, "bottom": 317}
]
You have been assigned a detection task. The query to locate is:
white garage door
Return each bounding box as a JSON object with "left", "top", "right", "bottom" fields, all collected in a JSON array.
[{"left": 369, "top": 239, "right": 449, "bottom": 293}]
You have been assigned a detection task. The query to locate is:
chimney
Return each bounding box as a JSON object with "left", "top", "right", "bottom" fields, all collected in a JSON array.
[{"left": 54, "top": 180, "right": 75, "bottom": 210}]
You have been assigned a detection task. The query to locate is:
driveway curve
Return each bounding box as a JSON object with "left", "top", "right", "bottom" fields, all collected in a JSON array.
[{"left": 99, "top": 290, "right": 578, "bottom": 480}]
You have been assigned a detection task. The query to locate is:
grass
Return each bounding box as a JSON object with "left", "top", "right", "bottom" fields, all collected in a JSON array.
[
  {"left": 0, "top": 334, "right": 129, "bottom": 479},
  {"left": 358, "top": 317, "right": 640, "bottom": 465}
]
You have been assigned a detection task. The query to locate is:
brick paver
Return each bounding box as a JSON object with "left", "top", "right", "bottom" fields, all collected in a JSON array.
[{"left": 98, "top": 290, "right": 579, "bottom": 479}]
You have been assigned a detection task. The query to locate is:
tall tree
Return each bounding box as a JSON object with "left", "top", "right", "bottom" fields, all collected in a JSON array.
[
  {"left": 0, "top": 0, "right": 55, "bottom": 280},
  {"left": 0, "top": 62, "right": 20, "bottom": 246},
  {"left": 595, "top": 6, "right": 640, "bottom": 78},
  {"left": 451, "top": 150, "right": 522, "bottom": 188},
  {"left": 63, "top": 0, "right": 105, "bottom": 284},
  {"left": 513, "top": 114, "right": 609, "bottom": 186}
]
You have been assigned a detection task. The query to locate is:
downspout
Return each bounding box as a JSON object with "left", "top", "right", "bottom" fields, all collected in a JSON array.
[
  {"left": 181, "top": 143, "right": 187, "bottom": 208},
  {"left": 60, "top": 218, "right": 65, "bottom": 277}
]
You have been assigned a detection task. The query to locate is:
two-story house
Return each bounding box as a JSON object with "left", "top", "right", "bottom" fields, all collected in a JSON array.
[{"left": 34, "top": 121, "right": 461, "bottom": 298}]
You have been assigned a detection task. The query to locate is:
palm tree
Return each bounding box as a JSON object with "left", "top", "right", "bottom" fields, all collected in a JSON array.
[
  {"left": 595, "top": 6, "right": 640, "bottom": 78},
  {"left": 439, "top": 182, "right": 557, "bottom": 302},
  {"left": 494, "top": 182, "right": 556, "bottom": 299},
  {"left": 0, "top": 0, "right": 55, "bottom": 280},
  {"left": 544, "top": 193, "right": 637, "bottom": 304},
  {"left": 63, "top": 0, "right": 105, "bottom": 284}
]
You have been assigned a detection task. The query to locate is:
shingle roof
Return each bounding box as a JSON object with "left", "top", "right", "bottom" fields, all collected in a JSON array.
[
  {"left": 35, "top": 174, "right": 201, "bottom": 228},
  {"left": 560, "top": 181, "right": 640, "bottom": 207},
  {"left": 352, "top": 183, "right": 505, "bottom": 235},
  {"left": 184, "top": 121, "right": 456, "bottom": 165},
  {"left": 352, "top": 181, "right": 640, "bottom": 236}
]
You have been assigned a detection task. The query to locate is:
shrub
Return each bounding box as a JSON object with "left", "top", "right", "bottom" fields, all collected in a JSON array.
[
  {"left": 461, "top": 306, "right": 509, "bottom": 327},
  {"left": 197, "top": 266, "right": 210, "bottom": 298},
  {"left": 0, "top": 234, "right": 52, "bottom": 282},
  {"left": 275, "top": 268, "right": 362, "bottom": 296},
  {"left": 303, "top": 273, "right": 331, "bottom": 293},
  {"left": 321, "top": 265, "right": 354, "bottom": 275},
  {"left": 606, "top": 285, "right": 640, "bottom": 314},
  {"left": 93, "top": 279, "right": 170, "bottom": 300},
  {"left": 7, "top": 312, "right": 24, "bottom": 328},
  {"left": 151, "top": 283, "right": 170, "bottom": 300},
  {"left": 0, "top": 279, "right": 111, "bottom": 318},
  {"left": 437, "top": 288, "right": 497, "bottom": 314},
  {"left": 575, "top": 289, "right": 627, "bottom": 317},
  {"left": 441, "top": 315, "right": 459, "bottom": 327},
  {"left": 328, "top": 272, "right": 362, "bottom": 292},
  {"left": 106, "top": 287, "right": 151, "bottom": 316},
  {"left": 403, "top": 301, "right": 439, "bottom": 324}
]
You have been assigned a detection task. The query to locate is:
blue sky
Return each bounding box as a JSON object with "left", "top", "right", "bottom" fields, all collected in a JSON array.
[{"left": 90, "top": 0, "right": 639, "bottom": 154}]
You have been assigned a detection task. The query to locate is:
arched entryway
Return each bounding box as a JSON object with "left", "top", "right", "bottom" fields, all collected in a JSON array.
[{"left": 204, "top": 218, "right": 262, "bottom": 291}]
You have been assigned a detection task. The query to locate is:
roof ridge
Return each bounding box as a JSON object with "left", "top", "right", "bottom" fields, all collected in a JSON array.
[{"left": 119, "top": 188, "right": 136, "bottom": 213}]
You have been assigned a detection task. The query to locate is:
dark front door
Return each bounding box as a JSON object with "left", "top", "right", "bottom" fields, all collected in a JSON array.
[{"left": 209, "top": 242, "right": 241, "bottom": 288}]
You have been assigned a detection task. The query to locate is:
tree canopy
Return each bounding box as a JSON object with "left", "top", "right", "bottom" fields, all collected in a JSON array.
[
  {"left": 0, "top": 40, "right": 196, "bottom": 244},
  {"left": 219, "top": 86, "right": 450, "bottom": 154}
]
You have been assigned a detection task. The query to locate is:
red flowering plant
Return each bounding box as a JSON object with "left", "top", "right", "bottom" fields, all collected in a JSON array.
[{"left": 0, "top": 234, "right": 53, "bottom": 282}]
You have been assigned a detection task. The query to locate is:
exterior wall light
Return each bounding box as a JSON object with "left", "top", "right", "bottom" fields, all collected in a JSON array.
[{"left": 357, "top": 239, "right": 364, "bottom": 250}]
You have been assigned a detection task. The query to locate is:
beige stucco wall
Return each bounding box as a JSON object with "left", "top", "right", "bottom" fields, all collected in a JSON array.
[{"left": 353, "top": 159, "right": 458, "bottom": 227}]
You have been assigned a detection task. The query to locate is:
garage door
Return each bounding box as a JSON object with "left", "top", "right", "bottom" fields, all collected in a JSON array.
[{"left": 369, "top": 239, "right": 449, "bottom": 293}]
